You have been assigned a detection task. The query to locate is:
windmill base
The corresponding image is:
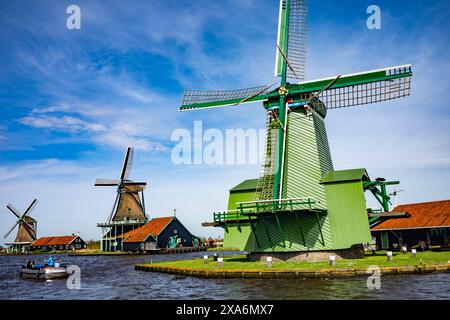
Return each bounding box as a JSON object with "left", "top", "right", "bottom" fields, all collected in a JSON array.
[{"left": 248, "top": 244, "right": 365, "bottom": 262}]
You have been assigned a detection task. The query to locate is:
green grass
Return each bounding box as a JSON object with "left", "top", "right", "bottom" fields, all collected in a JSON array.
[{"left": 147, "top": 251, "right": 450, "bottom": 271}]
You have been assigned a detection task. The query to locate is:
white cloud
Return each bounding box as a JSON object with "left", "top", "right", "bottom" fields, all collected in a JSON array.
[
  {"left": 19, "top": 115, "right": 107, "bottom": 133},
  {"left": 19, "top": 99, "right": 174, "bottom": 152},
  {"left": 31, "top": 104, "right": 72, "bottom": 114},
  {"left": 93, "top": 131, "right": 168, "bottom": 152},
  {"left": 0, "top": 159, "right": 83, "bottom": 182}
]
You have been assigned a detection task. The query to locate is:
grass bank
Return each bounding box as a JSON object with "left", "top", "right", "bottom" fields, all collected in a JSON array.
[
  {"left": 207, "top": 247, "right": 240, "bottom": 252},
  {"left": 135, "top": 251, "right": 450, "bottom": 278}
]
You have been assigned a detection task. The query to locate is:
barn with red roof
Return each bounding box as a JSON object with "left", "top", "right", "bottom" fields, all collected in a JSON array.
[
  {"left": 371, "top": 200, "right": 450, "bottom": 250},
  {"left": 30, "top": 235, "right": 87, "bottom": 251}
]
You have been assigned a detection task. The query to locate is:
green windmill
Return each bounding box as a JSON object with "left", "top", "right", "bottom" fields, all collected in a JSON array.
[{"left": 180, "top": 0, "right": 413, "bottom": 257}]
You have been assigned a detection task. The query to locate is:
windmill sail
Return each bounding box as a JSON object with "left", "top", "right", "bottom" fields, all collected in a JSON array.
[
  {"left": 24, "top": 198, "right": 38, "bottom": 216},
  {"left": 180, "top": 86, "right": 270, "bottom": 111},
  {"left": 288, "top": 65, "right": 413, "bottom": 110},
  {"left": 275, "top": 0, "right": 307, "bottom": 80},
  {"left": 95, "top": 179, "right": 120, "bottom": 186},
  {"left": 120, "top": 147, "right": 134, "bottom": 181},
  {"left": 4, "top": 221, "right": 18, "bottom": 239},
  {"left": 6, "top": 203, "right": 21, "bottom": 219}
]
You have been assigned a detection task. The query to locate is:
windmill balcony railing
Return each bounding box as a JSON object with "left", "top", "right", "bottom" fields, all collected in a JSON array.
[
  {"left": 97, "top": 218, "right": 148, "bottom": 227},
  {"left": 213, "top": 197, "right": 323, "bottom": 224}
]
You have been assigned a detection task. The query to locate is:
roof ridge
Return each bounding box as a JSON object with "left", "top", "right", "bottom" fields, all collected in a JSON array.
[
  {"left": 121, "top": 216, "right": 174, "bottom": 243},
  {"left": 394, "top": 199, "right": 450, "bottom": 208}
]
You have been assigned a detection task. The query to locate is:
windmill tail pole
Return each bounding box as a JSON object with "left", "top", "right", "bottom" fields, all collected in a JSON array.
[
  {"left": 273, "top": 0, "right": 290, "bottom": 201},
  {"left": 278, "top": 104, "right": 289, "bottom": 202}
]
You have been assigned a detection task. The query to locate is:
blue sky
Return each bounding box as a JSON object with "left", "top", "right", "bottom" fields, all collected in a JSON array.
[{"left": 1, "top": 0, "right": 449, "bottom": 244}]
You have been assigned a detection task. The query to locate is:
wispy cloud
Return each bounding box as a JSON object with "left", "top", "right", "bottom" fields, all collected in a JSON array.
[
  {"left": 20, "top": 115, "right": 106, "bottom": 133},
  {"left": 0, "top": 159, "right": 83, "bottom": 182},
  {"left": 20, "top": 104, "right": 170, "bottom": 152}
]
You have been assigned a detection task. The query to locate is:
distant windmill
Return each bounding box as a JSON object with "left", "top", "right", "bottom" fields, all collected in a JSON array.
[
  {"left": 389, "top": 188, "right": 404, "bottom": 208},
  {"left": 3, "top": 199, "right": 38, "bottom": 253},
  {"left": 95, "top": 147, "right": 147, "bottom": 222}
]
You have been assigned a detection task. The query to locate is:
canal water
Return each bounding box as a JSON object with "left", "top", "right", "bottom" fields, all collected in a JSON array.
[{"left": 0, "top": 253, "right": 449, "bottom": 300}]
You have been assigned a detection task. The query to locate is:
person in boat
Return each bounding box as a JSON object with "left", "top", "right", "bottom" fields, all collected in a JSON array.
[
  {"left": 26, "top": 260, "right": 33, "bottom": 269},
  {"left": 45, "top": 255, "right": 55, "bottom": 267}
]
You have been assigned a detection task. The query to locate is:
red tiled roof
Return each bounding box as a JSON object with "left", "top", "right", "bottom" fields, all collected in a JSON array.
[
  {"left": 372, "top": 200, "right": 450, "bottom": 230},
  {"left": 120, "top": 217, "right": 174, "bottom": 243},
  {"left": 31, "top": 235, "right": 77, "bottom": 246}
]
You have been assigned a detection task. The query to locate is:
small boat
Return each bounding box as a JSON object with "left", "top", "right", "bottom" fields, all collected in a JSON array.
[{"left": 20, "top": 262, "right": 69, "bottom": 280}]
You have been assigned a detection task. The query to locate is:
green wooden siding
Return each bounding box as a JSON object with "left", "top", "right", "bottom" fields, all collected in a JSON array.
[
  {"left": 222, "top": 111, "right": 371, "bottom": 253},
  {"left": 223, "top": 213, "right": 334, "bottom": 252},
  {"left": 323, "top": 180, "right": 372, "bottom": 249},
  {"left": 227, "top": 190, "right": 258, "bottom": 211},
  {"left": 282, "top": 109, "right": 333, "bottom": 210},
  {"left": 224, "top": 109, "right": 338, "bottom": 252}
]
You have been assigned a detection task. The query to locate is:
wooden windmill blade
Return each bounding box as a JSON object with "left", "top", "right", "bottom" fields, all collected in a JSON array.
[
  {"left": 122, "top": 181, "right": 147, "bottom": 191},
  {"left": 95, "top": 179, "right": 120, "bottom": 186},
  {"left": 6, "top": 203, "right": 22, "bottom": 219},
  {"left": 107, "top": 192, "right": 120, "bottom": 222},
  {"left": 275, "top": 0, "right": 307, "bottom": 80},
  {"left": 120, "top": 147, "right": 134, "bottom": 181},
  {"left": 179, "top": 85, "right": 271, "bottom": 111},
  {"left": 3, "top": 221, "right": 19, "bottom": 239},
  {"left": 20, "top": 199, "right": 38, "bottom": 233},
  {"left": 23, "top": 198, "right": 38, "bottom": 216},
  {"left": 288, "top": 65, "right": 413, "bottom": 110}
]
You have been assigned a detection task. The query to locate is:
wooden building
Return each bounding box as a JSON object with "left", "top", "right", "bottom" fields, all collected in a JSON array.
[
  {"left": 30, "top": 235, "right": 87, "bottom": 251},
  {"left": 118, "top": 216, "right": 200, "bottom": 252},
  {"left": 371, "top": 200, "right": 450, "bottom": 250}
]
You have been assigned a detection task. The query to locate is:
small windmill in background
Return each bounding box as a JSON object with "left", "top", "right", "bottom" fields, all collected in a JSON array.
[
  {"left": 389, "top": 188, "right": 404, "bottom": 209},
  {"left": 3, "top": 199, "right": 38, "bottom": 253}
]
